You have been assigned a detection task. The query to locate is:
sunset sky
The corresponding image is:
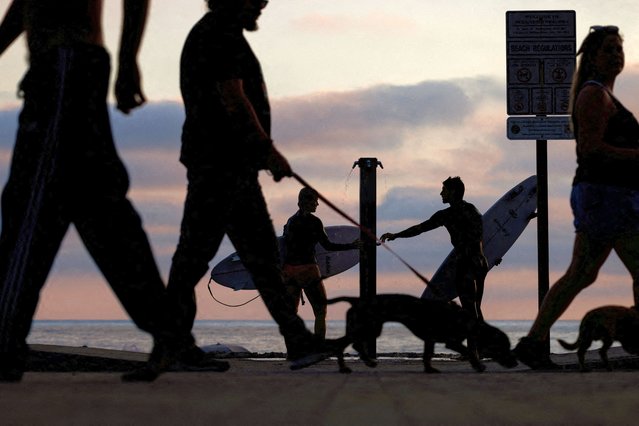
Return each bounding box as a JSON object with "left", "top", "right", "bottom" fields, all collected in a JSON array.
[{"left": 2, "top": 0, "right": 639, "bottom": 322}]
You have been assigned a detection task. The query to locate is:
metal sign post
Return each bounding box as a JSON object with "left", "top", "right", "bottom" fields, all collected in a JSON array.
[
  {"left": 536, "top": 140, "right": 550, "bottom": 313},
  {"left": 506, "top": 10, "right": 575, "bottom": 356}
]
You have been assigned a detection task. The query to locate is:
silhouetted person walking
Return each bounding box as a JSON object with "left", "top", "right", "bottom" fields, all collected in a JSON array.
[
  {"left": 166, "top": 0, "right": 327, "bottom": 369},
  {"left": 0, "top": 0, "right": 181, "bottom": 382},
  {"left": 514, "top": 25, "right": 639, "bottom": 370}
]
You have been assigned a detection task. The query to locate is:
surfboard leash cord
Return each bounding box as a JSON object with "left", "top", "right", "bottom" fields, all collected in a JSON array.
[
  {"left": 291, "top": 172, "right": 441, "bottom": 296},
  {"left": 207, "top": 277, "right": 262, "bottom": 307}
]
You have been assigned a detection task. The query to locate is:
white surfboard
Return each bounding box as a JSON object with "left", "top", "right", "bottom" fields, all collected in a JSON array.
[
  {"left": 422, "top": 175, "right": 537, "bottom": 300},
  {"left": 210, "top": 225, "right": 360, "bottom": 291}
]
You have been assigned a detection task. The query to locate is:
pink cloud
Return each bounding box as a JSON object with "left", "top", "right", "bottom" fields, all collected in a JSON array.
[{"left": 290, "top": 12, "right": 418, "bottom": 34}]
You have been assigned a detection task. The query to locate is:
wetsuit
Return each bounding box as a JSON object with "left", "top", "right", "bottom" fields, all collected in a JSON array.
[
  {"left": 0, "top": 45, "right": 171, "bottom": 371},
  {"left": 396, "top": 201, "right": 488, "bottom": 320},
  {"left": 282, "top": 212, "right": 357, "bottom": 338},
  {"left": 167, "top": 12, "right": 312, "bottom": 354}
]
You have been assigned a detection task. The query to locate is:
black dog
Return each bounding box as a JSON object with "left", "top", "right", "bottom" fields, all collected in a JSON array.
[
  {"left": 558, "top": 305, "right": 639, "bottom": 371},
  {"left": 326, "top": 294, "right": 517, "bottom": 373}
]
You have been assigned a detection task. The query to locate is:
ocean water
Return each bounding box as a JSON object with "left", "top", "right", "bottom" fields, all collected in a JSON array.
[{"left": 26, "top": 319, "right": 595, "bottom": 356}]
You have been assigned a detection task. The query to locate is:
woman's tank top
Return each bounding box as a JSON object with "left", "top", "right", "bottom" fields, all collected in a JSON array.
[{"left": 573, "top": 81, "right": 639, "bottom": 189}]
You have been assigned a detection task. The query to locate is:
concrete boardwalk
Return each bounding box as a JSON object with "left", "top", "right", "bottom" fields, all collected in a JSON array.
[{"left": 1, "top": 345, "right": 639, "bottom": 425}]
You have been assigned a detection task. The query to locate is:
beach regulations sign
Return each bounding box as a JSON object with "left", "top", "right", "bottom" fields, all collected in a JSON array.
[{"left": 506, "top": 10, "right": 575, "bottom": 140}]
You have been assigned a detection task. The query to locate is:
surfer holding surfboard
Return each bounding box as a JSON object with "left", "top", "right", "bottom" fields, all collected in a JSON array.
[
  {"left": 282, "top": 188, "right": 361, "bottom": 340},
  {"left": 380, "top": 177, "right": 488, "bottom": 322}
]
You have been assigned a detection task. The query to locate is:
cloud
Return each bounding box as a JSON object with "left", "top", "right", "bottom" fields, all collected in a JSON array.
[
  {"left": 5, "top": 71, "right": 634, "bottom": 320},
  {"left": 378, "top": 186, "right": 437, "bottom": 221},
  {"left": 1, "top": 75, "right": 531, "bottom": 286},
  {"left": 290, "top": 12, "right": 419, "bottom": 35},
  {"left": 273, "top": 79, "right": 483, "bottom": 152},
  {"left": 0, "top": 102, "right": 184, "bottom": 152},
  {"left": 0, "top": 108, "right": 19, "bottom": 148},
  {"left": 111, "top": 101, "right": 184, "bottom": 149}
]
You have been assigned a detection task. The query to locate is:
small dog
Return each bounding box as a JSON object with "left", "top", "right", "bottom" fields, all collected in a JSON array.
[
  {"left": 325, "top": 294, "right": 517, "bottom": 373},
  {"left": 558, "top": 305, "right": 639, "bottom": 372}
]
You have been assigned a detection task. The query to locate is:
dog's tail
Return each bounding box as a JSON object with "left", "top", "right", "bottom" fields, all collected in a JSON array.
[
  {"left": 326, "top": 296, "right": 359, "bottom": 306},
  {"left": 557, "top": 338, "right": 579, "bottom": 350}
]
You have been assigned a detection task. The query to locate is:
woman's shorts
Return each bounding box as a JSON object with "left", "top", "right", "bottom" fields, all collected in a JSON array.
[{"left": 571, "top": 182, "right": 639, "bottom": 241}]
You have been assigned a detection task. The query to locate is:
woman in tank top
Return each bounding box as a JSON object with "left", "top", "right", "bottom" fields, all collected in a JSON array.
[{"left": 515, "top": 25, "right": 639, "bottom": 369}]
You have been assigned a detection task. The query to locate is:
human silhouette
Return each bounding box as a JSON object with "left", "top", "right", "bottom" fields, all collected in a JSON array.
[
  {"left": 0, "top": 0, "right": 181, "bottom": 382},
  {"left": 282, "top": 187, "right": 360, "bottom": 340},
  {"left": 165, "top": 0, "right": 328, "bottom": 370}
]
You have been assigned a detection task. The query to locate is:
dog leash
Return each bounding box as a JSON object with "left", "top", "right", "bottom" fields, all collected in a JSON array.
[{"left": 292, "top": 172, "right": 440, "bottom": 294}]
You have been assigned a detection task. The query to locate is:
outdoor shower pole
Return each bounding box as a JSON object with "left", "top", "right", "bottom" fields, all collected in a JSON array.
[
  {"left": 536, "top": 139, "right": 550, "bottom": 357},
  {"left": 354, "top": 157, "right": 382, "bottom": 357}
]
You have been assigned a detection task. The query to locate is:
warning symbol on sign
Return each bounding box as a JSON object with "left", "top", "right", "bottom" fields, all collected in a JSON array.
[{"left": 552, "top": 67, "right": 567, "bottom": 82}]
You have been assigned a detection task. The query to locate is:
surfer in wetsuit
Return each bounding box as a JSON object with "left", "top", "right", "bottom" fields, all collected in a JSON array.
[
  {"left": 0, "top": 0, "right": 188, "bottom": 382},
  {"left": 283, "top": 188, "right": 360, "bottom": 340},
  {"left": 165, "top": 0, "right": 329, "bottom": 370},
  {"left": 380, "top": 176, "right": 488, "bottom": 322}
]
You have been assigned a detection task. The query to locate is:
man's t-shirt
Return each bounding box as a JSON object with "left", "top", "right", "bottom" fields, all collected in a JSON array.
[{"left": 179, "top": 12, "right": 270, "bottom": 168}]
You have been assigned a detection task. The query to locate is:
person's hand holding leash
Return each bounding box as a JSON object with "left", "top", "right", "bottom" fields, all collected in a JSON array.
[
  {"left": 266, "top": 145, "right": 292, "bottom": 182},
  {"left": 380, "top": 233, "right": 396, "bottom": 242}
]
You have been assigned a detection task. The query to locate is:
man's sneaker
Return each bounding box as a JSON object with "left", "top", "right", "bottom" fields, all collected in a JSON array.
[
  {"left": 0, "top": 366, "right": 23, "bottom": 382},
  {"left": 289, "top": 351, "right": 330, "bottom": 370},
  {"left": 513, "top": 337, "right": 560, "bottom": 370},
  {"left": 174, "top": 345, "right": 230, "bottom": 372},
  {"left": 121, "top": 365, "right": 162, "bottom": 382},
  {"left": 288, "top": 339, "right": 332, "bottom": 370},
  {"left": 0, "top": 353, "right": 25, "bottom": 382},
  {"left": 122, "top": 344, "right": 230, "bottom": 381},
  {"left": 122, "top": 342, "right": 178, "bottom": 382}
]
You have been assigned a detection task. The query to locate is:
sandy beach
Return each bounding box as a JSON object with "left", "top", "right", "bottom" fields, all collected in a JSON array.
[{"left": 1, "top": 344, "right": 638, "bottom": 425}]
